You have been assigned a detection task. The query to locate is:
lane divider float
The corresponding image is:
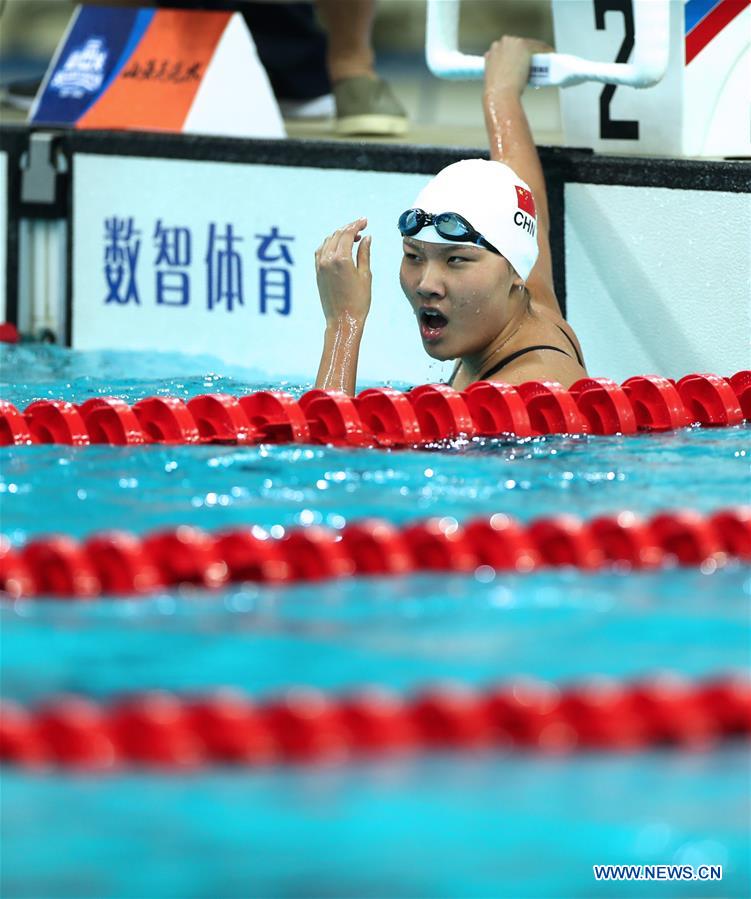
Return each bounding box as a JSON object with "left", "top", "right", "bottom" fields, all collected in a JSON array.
[
  {"left": 1, "top": 675, "right": 748, "bottom": 769},
  {"left": 1, "top": 372, "right": 748, "bottom": 447},
  {"left": 0, "top": 323, "right": 19, "bottom": 344},
  {"left": 2, "top": 507, "right": 748, "bottom": 599}
]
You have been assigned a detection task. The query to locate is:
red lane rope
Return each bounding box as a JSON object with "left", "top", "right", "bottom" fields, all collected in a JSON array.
[
  {"left": 2, "top": 507, "right": 748, "bottom": 599},
  {"left": 0, "top": 323, "right": 19, "bottom": 344},
  {"left": 2, "top": 676, "right": 748, "bottom": 769},
  {"left": 1, "top": 372, "right": 748, "bottom": 447}
]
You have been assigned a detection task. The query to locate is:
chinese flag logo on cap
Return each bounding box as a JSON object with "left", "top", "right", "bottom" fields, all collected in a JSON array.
[{"left": 515, "top": 185, "right": 536, "bottom": 217}]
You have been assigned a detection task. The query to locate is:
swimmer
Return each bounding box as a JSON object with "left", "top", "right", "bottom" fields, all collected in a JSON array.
[{"left": 314, "top": 36, "right": 587, "bottom": 394}]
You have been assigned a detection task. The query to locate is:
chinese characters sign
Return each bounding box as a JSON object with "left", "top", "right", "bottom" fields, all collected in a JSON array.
[
  {"left": 103, "top": 217, "right": 294, "bottom": 315},
  {"left": 74, "top": 154, "right": 444, "bottom": 383}
]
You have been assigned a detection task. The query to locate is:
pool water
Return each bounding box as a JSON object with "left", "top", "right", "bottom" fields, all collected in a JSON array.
[{"left": 1, "top": 344, "right": 750, "bottom": 898}]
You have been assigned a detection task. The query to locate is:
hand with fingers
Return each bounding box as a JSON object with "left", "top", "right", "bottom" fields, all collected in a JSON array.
[
  {"left": 484, "top": 36, "right": 555, "bottom": 98},
  {"left": 315, "top": 218, "right": 372, "bottom": 327}
]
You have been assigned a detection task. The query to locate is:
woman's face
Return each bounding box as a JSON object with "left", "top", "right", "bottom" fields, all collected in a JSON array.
[{"left": 399, "top": 237, "right": 522, "bottom": 361}]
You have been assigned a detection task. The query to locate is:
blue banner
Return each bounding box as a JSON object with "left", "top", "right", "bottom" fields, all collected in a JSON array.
[{"left": 31, "top": 6, "right": 154, "bottom": 126}]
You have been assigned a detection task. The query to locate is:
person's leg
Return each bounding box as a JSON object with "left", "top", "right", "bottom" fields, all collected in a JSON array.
[
  {"left": 314, "top": 0, "right": 407, "bottom": 136},
  {"left": 243, "top": 2, "right": 331, "bottom": 102},
  {"left": 315, "top": 0, "right": 376, "bottom": 82}
]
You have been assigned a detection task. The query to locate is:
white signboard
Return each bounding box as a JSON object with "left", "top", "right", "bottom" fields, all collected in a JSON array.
[
  {"left": 0, "top": 151, "right": 6, "bottom": 322},
  {"left": 73, "top": 154, "right": 452, "bottom": 385},
  {"left": 565, "top": 182, "right": 751, "bottom": 380}
]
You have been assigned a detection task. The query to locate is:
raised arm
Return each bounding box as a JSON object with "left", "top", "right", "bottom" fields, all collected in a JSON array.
[
  {"left": 314, "top": 218, "right": 372, "bottom": 395},
  {"left": 483, "top": 37, "right": 561, "bottom": 316}
]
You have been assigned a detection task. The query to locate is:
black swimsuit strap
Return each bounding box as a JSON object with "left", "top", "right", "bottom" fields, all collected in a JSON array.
[
  {"left": 479, "top": 345, "right": 571, "bottom": 381},
  {"left": 447, "top": 324, "right": 583, "bottom": 387},
  {"left": 448, "top": 344, "right": 575, "bottom": 387},
  {"left": 556, "top": 325, "right": 584, "bottom": 367}
]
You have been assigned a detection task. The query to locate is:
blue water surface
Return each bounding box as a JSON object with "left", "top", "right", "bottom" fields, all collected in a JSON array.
[
  {"left": 1, "top": 345, "right": 750, "bottom": 899},
  {"left": 2, "top": 568, "right": 749, "bottom": 702},
  {"left": 3, "top": 750, "right": 748, "bottom": 899}
]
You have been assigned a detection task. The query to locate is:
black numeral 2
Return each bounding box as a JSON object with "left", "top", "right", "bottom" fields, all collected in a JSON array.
[{"left": 594, "top": 0, "right": 640, "bottom": 140}]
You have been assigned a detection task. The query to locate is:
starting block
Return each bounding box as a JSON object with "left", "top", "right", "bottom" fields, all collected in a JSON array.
[{"left": 426, "top": 0, "right": 750, "bottom": 157}]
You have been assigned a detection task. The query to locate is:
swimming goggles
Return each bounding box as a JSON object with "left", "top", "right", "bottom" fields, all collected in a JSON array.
[{"left": 397, "top": 208, "right": 500, "bottom": 254}]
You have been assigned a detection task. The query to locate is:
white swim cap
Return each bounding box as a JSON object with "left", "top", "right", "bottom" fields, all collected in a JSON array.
[{"left": 408, "top": 159, "right": 539, "bottom": 281}]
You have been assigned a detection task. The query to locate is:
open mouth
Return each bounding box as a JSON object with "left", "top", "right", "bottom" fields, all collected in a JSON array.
[{"left": 419, "top": 308, "right": 449, "bottom": 341}]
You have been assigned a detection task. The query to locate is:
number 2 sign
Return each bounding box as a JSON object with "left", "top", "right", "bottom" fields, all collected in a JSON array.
[
  {"left": 594, "top": 0, "right": 640, "bottom": 140},
  {"left": 552, "top": 0, "right": 750, "bottom": 156}
]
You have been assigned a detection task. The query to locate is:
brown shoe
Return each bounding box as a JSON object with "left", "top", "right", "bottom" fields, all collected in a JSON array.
[{"left": 333, "top": 75, "right": 408, "bottom": 137}]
